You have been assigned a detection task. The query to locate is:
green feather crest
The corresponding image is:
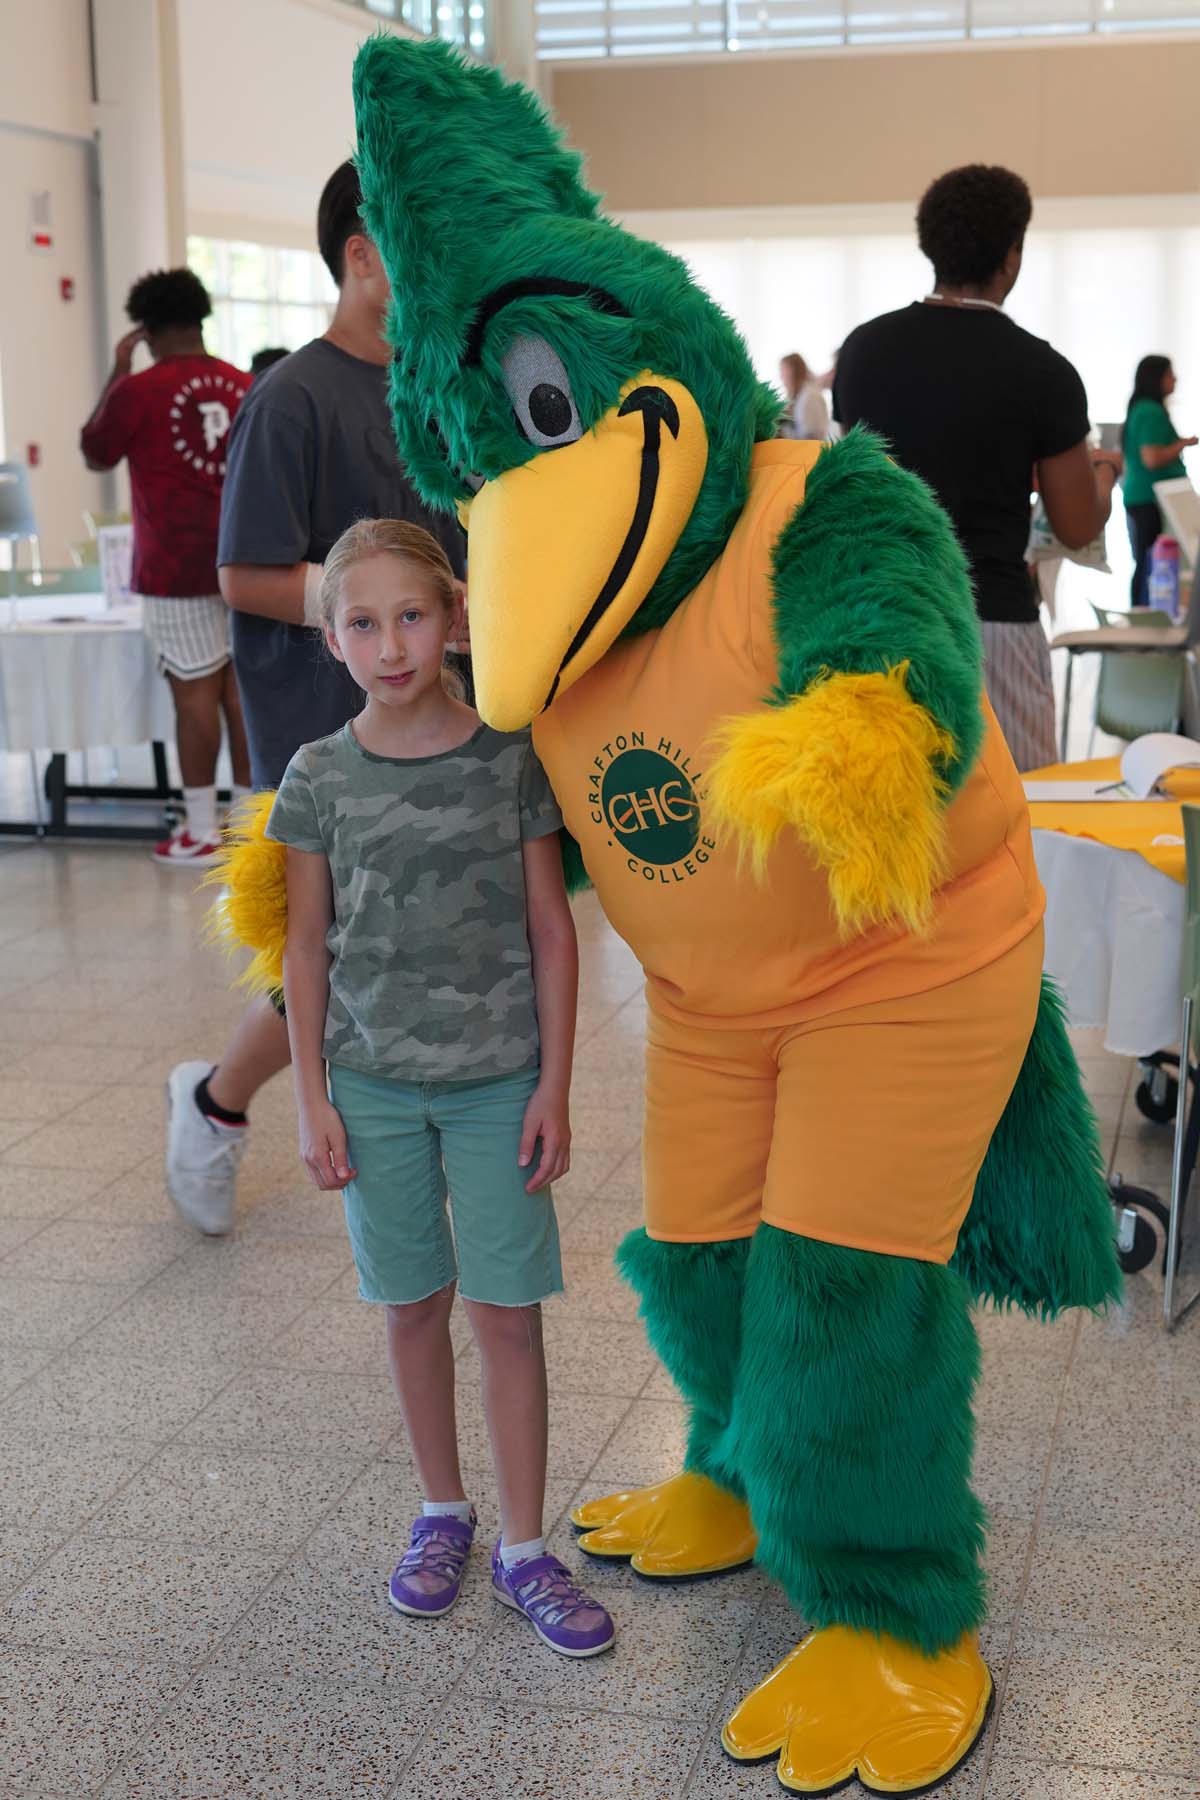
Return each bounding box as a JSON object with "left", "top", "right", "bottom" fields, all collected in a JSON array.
[{"left": 352, "top": 34, "right": 778, "bottom": 632}]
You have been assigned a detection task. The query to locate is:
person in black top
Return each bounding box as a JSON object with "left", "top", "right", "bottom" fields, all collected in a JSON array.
[{"left": 834, "top": 164, "right": 1120, "bottom": 771}]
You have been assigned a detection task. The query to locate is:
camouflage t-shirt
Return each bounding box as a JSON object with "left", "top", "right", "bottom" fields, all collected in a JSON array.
[{"left": 266, "top": 721, "right": 563, "bottom": 1082}]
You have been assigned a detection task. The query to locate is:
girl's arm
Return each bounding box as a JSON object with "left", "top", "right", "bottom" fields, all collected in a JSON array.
[
  {"left": 283, "top": 845, "right": 356, "bottom": 1191},
  {"left": 519, "top": 830, "right": 579, "bottom": 1195}
]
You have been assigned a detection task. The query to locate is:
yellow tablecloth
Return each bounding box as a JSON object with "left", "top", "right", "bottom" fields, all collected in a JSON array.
[{"left": 1025, "top": 757, "right": 1200, "bottom": 886}]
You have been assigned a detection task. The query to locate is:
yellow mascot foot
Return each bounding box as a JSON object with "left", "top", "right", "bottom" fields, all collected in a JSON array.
[
  {"left": 721, "top": 1624, "right": 992, "bottom": 1796},
  {"left": 569, "top": 1470, "right": 757, "bottom": 1579}
]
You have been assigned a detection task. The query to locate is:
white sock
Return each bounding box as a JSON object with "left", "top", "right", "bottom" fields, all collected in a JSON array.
[
  {"left": 230, "top": 783, "right": 253, "bottom": 806},
  {"left": 183, "top": 784, "right": 217, "bottom": 840},
  {"left": 422, "top": 1498, "right": 474, "bottom": 1523},
  {"left": 500, "top": 1534, "right": 545, "bottom": 1569}
]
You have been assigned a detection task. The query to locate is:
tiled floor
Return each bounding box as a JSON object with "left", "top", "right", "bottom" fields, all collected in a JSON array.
[{"left": 0, "top": 842, "right": 1197, "bottom": 1800}]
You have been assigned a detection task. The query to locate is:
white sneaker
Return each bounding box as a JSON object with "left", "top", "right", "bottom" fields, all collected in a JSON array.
[{"left": 165, "top": 1060, "right": 247, "bottom": 1235}]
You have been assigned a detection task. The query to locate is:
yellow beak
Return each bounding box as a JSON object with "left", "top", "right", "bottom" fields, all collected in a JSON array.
[{"left": 461, "top": 372, "right": 707, "bottom": 731}]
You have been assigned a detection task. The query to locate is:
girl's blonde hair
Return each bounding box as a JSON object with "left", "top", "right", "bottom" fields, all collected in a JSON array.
[{"left": 319, "top": 518, "right": 465, "bottom": 698}]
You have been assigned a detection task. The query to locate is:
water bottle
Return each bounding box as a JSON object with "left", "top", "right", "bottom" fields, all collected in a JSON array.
[{"left": 1148, "top": 536, "right": 1181, "bottom": 619}]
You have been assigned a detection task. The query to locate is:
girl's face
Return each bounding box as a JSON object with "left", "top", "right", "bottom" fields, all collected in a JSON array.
[
  {"left": 325, "top": 555, "right": 459, "bottom": 708},
  {"left": 1164, "top": 365, "right": 1178, "bottom": 397}
]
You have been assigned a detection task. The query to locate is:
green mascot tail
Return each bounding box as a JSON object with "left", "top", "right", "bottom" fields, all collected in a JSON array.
[{"left": 952, "top": 976, "right": 1122, "bottom": 1318}]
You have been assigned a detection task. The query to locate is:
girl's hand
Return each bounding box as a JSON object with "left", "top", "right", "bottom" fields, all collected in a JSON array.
[
  {"left": 518, "top": 1081, "right": 571, "bottom": 1194},
  {"left": 298, "top": 1098, "right": 356, "bottom": 1191}
]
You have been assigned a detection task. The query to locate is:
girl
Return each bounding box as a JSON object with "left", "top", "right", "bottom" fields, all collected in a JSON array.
[
  {"left": 777, "top": 351, "right": 830, "bottom": 442},
  {"left": 267, "top": 517, "right": 614, "bottom": 1657},
  {"left": 1122, "top": 355, "right": 1197, "bottom": 606}
]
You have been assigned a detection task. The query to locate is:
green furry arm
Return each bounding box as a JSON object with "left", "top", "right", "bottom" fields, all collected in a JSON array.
[
  {"left": 560, "top": 826, "right": 592, "bottom": 896},
  {"left": 770, "top": 428, "right": 984, "bottom": 793}
]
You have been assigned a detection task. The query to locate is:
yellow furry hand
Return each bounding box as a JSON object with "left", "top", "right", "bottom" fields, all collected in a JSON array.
[
  {"left": 706, "top": 665, "right": 955, "bottom": 937},
  {"left": 202, "top": 791, "right": 289, "bottom": 996}
]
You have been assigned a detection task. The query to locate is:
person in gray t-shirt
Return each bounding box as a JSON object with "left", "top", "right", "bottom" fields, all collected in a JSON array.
[
  {"left": 220, "top": 337, "right": 464, "bottom": 790},
  {"left": 219, "top": 273, "right": 464, "bottom": 786},
  {"left": 165, "top": 161, "right": 463, "bottom": 1239}
]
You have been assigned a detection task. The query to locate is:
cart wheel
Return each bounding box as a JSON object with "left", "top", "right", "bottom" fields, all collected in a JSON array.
[
  {"left": 1117, "top": 1209, "right": 1159, "bottom": 1274},
  {"left": 1135, "top": 1075, "right": 1179, "bottom": 1125},
  {"left": 1112, "top": 1184, "right": 1183, "bottom": 1275}
]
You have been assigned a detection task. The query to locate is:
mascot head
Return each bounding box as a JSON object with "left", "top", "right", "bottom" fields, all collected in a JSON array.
[{"left": 353, "top": 36, "right": 778, "bottom": 729}]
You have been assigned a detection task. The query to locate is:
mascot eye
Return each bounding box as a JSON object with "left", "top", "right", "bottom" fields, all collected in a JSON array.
[
  {"left": 501, "top": 335, "right": 582, "bottom": 450},
  {"left": 460, "top": 468, "right": 485, "bottom": 493}
]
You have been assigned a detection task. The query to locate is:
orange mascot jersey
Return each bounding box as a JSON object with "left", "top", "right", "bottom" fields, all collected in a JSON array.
[{"left": 533, "top": 440, "right": 1047, "bottom": 1261}]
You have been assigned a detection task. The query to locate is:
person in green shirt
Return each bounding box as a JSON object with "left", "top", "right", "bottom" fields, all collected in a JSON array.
[{"left": 1122, "top": 355, "right": 1197, "bottom": 604}]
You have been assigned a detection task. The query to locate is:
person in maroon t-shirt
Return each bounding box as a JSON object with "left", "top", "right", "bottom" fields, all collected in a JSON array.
[{"left": 81, "top": 268, "right": 252, "bottom": 864}]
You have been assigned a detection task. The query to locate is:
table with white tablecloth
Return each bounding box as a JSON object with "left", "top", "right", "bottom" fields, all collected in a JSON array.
[
  {"left": 1032, "top": 827, "right": 1183, "bottom": 1058},
  {"left": 1027, "top": 753, "right": 1192, "bottom": 1057},
  {"left": 1029, "top": 758, "right": 1200, "bottom": 1319},
  {"left": 0, "top": 593, "right": 177, "bottom": 838},
  {"left": 0, "top": 594, "right": 173, "bottom": 753}
]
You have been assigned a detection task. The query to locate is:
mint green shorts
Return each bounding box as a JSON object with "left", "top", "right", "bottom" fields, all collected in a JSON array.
[{"left": 328, "top": 1062, "right": 563, "bottom": 1309}]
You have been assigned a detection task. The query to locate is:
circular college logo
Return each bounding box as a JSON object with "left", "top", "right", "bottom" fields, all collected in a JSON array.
[
  {"left": 169, "top": 371, "right": 240, "bottom": 477},
  {"left": 600, "top": 747, "right": 700, "bottom": 867}
]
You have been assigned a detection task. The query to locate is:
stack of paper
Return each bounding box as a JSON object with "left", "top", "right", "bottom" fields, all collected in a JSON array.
[{"left": 1023, "top": 734, "right": 1200, "bottom": 804}]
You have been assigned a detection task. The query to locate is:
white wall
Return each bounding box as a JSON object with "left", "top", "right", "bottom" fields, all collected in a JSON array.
[
  {"left": 179, "top": 0, "right": 417, "bottom": 246},
  {"left": 0, "top": 127, "right": 107, "bottom": 568},
  {"left": 0, "top": 0, "right": 107, "bottom": 566},
  {"left": 0, "top": 0, "right": 93, "bottom": 139},
  {"left": 93, "top": 0, "right": 188, "bottom": 348}
]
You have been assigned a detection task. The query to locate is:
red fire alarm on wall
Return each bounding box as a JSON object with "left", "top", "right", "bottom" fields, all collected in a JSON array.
[
  {"left": 60, "top": 277, "right": 74, "bottom": 302},
  {"left": 29, "top": 190, "right": 53, "bottom": 254},
  {"left": 27, "top": 445, "right": 41, "bottom": 469}
]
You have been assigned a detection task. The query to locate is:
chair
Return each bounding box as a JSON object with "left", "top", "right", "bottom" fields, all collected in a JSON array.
[
  {"left": 82, "top": 508, "right": 130, "bottom": 538},
  {"left": 1086, "top": 603, "right": 1184, "bottom": 752},
  {"left": 0, "top": 464, "right": 40, "bottom": 603}
]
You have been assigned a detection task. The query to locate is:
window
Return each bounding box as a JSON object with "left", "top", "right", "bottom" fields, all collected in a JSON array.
[
  {"left": 337, "top": 0, "right": 491, "bottom": 55},
  {"left": 535, "top": 0, "right": 1200, "bottom": 56},
  {"left": 187, "top": 238, "right": 337, "bottom": 374}
]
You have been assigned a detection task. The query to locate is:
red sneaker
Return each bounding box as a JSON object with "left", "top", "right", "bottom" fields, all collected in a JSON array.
[{"left": 153, "top": 828, "right": 222, "bottom": 868}]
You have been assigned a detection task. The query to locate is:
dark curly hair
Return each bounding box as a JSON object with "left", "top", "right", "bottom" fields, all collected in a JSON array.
[
  {"left": 916, "top": 165, "right": 1032, "bottom": 288},
  {"left": 125, "top": 267, "right": 212, "bottom": 334}
]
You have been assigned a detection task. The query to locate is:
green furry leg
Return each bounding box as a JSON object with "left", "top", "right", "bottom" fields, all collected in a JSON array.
[
  {"left": 617, "top": 1229, "right": 750, "bottom": 1496},
  {"left": 734, "top": 1225, "right": 985, "bottom": 1656},
  {"left": 953, "top": 976, "right": 1122, "bottom": 1318}
]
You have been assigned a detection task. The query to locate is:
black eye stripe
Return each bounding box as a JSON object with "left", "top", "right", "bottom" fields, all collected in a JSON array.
[{"left": 463, "top": 279, "right": 627, "bottom": 366}]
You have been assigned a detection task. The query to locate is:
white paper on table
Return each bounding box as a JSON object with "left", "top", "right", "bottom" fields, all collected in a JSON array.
[
  {"left": 1119, "top": 732, "right": 1200, "bottom": 798},
  {"left": 97, "top": 525, "right": 132, "bottom": 608},
  {"left": 1021, "top": 779, "right": 1164, "bottom": 802}
]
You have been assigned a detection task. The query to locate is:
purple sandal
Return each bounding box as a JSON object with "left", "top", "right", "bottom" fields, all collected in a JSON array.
[
  {"left": 388, "top": 1510, "right": 476, "bottom": 1618},
  {"left": 491, "top": 1540, "right": 615, "bottom": 1657}
]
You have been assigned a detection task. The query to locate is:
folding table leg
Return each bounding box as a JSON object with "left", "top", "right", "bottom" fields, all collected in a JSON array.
[
  {"left": 152, "top": 740, "right": 170, "bottom": 798},
  {"left": 27, "top": 754, "right": 44, "bottom": 827},
  {"left": 45, "top": 755, "right": 68, "bottom": 834}
]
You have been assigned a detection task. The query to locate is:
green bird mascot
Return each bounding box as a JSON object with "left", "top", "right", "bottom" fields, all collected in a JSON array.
[{"left": 350, "top": 37, "right": 1119, "bottom": 1796}]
